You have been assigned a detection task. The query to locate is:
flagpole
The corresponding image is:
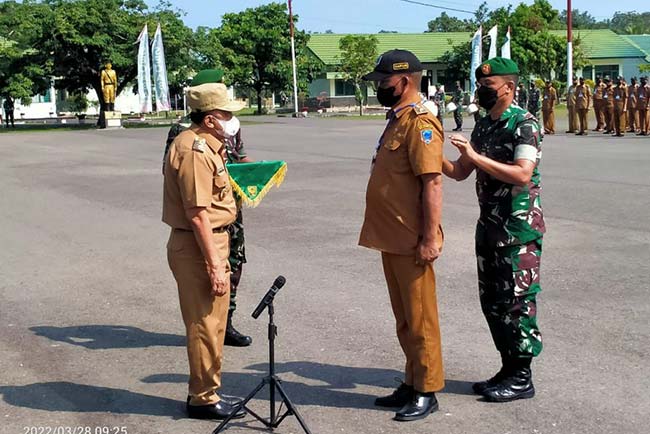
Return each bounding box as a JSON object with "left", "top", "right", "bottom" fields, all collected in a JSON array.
[
  {"left": 567, "top": 0, "right": 573, "bottom": 88},
  {"left": 288, "top": 0, "right": 299, "bottom": 115}
]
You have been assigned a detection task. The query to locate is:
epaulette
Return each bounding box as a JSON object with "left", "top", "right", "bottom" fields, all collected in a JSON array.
[{"left": 414, "top": 102, "right": 430, "bottom": 115}]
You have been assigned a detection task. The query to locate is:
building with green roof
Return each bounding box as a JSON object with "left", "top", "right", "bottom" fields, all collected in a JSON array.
[{"left": 306, "top": 29, "right": 650, "bottom": 105}]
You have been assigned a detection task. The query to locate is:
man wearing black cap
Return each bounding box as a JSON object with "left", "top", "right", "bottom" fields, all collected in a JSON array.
[
  {"left": 442, "top": 57, "right": 545, "bottom": 403},
  {"left": 359, "top": 49, "right": 445, "bottom": 422}
]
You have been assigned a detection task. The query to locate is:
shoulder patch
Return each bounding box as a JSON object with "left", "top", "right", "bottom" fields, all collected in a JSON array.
[
  {"left": 421, "top": 129, "right": 433, "bottom": 145},
  {"left": 414, "top": 103, "right": 429, "bottom": 115},
  {"left": 192, "top": 136, "right": 207, "bottom": 153}
]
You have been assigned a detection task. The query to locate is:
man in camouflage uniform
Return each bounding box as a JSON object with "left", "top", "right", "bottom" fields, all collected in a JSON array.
[
  {"left": 452, "top": 81, "right": 463, "bottom": 131},
  {"left": 527, "top": 82, "right": 540, "bottom": 119},
  {"left": 164, "top": 69, "right": 253, "bottom": 347},
  {"left": 443, "top": 57, "right": 545, "bottom": 403},
  {"left": 516, "top": 83, "right": 527, "bottom": 109}
]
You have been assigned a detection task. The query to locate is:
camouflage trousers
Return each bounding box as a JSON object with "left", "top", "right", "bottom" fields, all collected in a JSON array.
[
  {"left": 475, "top": 239, "right": 543, "bottom": 358},
  {"left": 453, "top": 109, "right": 463, "bottom": 128},
  {"left": 227, "top": 208, "right": 247, "bottom": 313}
]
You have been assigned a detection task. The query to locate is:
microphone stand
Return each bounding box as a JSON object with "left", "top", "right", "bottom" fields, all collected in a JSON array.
[{"left": 213, "top": 298, "right": 311, "bottom": 433}]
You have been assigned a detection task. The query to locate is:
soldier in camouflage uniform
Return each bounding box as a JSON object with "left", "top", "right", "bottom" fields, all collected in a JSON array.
[
  {"left": 516, "top": 83, "right": 527, "bottom": 109},
  {"left": 527, "top": 82, "right": 540, "bottom": 119},
  {"left": 443, "top": 57, "right": 545, "bottom": 403},
  {"left": 452, "top": 81, "right": 463, "bottom": 131},
  {"left": 164, "top": 69, "right": 253, "bottom": 347}
]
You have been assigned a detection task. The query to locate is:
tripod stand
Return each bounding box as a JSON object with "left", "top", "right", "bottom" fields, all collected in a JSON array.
[{"left": 213, "top": 301, "right": 312, "bottom": 433}]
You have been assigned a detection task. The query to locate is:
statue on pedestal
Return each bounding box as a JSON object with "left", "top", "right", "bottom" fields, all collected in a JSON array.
[{"left": 101, "top": 62, "right": 117, "bottom": 111}]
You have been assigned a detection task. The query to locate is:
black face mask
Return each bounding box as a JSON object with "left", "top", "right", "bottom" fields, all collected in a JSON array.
[
  {"left": 376, "top": 85, "right": 402, "bottom": 107},
  {"left": 477, "top": 85, "right": 500, "bottom": 111}
]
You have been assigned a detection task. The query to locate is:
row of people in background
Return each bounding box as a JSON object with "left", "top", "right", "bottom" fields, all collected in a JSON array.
[{"left": 516, "top": 76, "right": 650, "bottom": 137}]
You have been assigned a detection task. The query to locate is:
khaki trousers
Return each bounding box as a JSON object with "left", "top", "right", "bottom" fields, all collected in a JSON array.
[
  {"left": 604, "top": 105, "right": 614, "bottom": 131},
  {"left": 381, "top": 252, "right": 444, "bottom": 393},
  {"left": 168, "top": 229, "right": 231, "bottom": 406},
  {"left": 594, "top": 101, "right": 604, "bottom": 130},
  {"left": 567, "top": 105, "right": 577, "bottom": 132},
  {"left": 628, "top": 108, "right": 638, "bottom": 131},
  {"left": 638, "top": 109, "right": 649, "bottom": 134},
  {"left": 578, "top": 109, "right": 589, "bottom": 133},
  {"left": 614, "top": 105, "right": 626, "bottom": 135},
  {"left": 542, "top": 109, "right": 555, "bottom": 134}
]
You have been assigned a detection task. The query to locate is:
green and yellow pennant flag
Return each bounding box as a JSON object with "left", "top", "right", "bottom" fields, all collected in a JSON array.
[{"left": 226, "top": 160, "right": 287, "bottom": 208}]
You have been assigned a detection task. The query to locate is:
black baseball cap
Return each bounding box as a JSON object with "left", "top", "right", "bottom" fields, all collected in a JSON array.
[{"left": 362, "top": 49, "right": 423, "bottom": 81}]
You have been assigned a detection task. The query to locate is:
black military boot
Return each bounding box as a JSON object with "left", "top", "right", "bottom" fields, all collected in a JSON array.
[
  {"left": 472, "top": 353, "right": 511, "bottom": 395},
  {"left": 482, "top": 357, "right": 535, "bottom": 402},
  {"left": 224, "top": 311, "right": 252, "bottom": 347},
  {"left": 374, "top": 382, "right": 414, "bottom": 407}
]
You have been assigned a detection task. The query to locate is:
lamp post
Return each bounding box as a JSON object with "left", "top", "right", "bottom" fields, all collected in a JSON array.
[{"left": 288, "top": 0, "right": 299, "bottom": 115}]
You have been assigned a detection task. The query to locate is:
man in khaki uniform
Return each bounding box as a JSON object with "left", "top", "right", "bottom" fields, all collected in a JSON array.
[
  {"left": 613, "top": 76, "right": 628, "bottom": 137},
  {"left": 359, "top": 49, "right": 444, "bottom": 422},
  {"left": 592, "top": 77, "right": 605, "bottom": 131},
  {"left": 566, "top": 77, "right": 578, "bottom": 133},
  {"left": 627, "top": 77, "right": 639, "bottom": 133},
  {"left": 603, "top": 77, "right": 615, "bottom": 134},
  {"left": 542, "top": 80, "right": 557, "bottom": 134},
  {"left": 637, "top": 76, "right": 649, "bottom": 135},
  {"left": 575, "top": 77, "right": 591, "bottom": 135},
  {"left": 163, "top": 82, "right": 246, "bottom": 420}
]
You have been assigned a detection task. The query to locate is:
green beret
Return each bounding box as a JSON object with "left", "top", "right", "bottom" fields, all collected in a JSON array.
[
  {"left": 475, "top": 57, "right": 520, "bottom": 80},
  {"left": 190, "top": 69, "right": 224, "bottom": 86}
]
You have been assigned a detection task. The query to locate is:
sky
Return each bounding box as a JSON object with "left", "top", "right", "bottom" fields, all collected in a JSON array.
[{"left": 147, "top": 0, "right": 626, "bottom": 33}]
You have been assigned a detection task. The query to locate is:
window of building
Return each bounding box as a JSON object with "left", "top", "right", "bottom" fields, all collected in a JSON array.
[
  {"left": 32, "top": 88, "right": 52, "bottom": 103},
  {"left": 594, "top": 65, "right": 619, "bottom": 80},
  {"left": 335, "top": 80, "right": 356, "bottom": 96}
]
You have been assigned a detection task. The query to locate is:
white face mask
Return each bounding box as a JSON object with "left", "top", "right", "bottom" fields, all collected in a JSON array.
[{"left": 217, "top": 116, "right": 240, "bottom": 139}]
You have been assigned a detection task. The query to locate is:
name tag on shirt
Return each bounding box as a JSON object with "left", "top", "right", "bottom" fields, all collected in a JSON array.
[
  {"left": 578, "top": 93, "right": 583, "bottom": 97},
  {"left": 615, "top": 95, "right": 621, "bottom": 100}
]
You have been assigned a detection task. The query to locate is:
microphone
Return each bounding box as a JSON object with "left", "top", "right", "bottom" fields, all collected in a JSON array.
[{"left": 251, "top": 276, "right": 286, "bottom": 319}]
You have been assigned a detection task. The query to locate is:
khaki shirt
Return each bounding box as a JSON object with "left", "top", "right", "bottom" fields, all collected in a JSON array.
[
  {"left": 575, "top": 84, "right": 591, "bottom": 110},
  {"left": 603, "top": 85, "right": 614, "bottom": 107},
  {"left": 593, "top": 83, "right": 604, "bottom": 101},
  {"left": 162, "top": 127, "right": 236, "bottom": 230},
  {"left": 542, "top": 87, "right": 557, "bottom": 111},
  {"left": 359, "top": 99, "right": 444, "bottom": 255},
  {"left": 566, "top": 85, "right": 577, "bottom": 107},
  {"left": 613, "top": 84, "right": 627, "bottom": 109},
  {"left": 637, "top": 85, "right": 650, "bottom": 110}
]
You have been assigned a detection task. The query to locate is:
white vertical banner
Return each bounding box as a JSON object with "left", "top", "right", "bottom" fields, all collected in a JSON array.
[
  {"left": 470, "top": 26, "right": 483, "bottom": 98},
  {"left": 152, "top": 23, "right": 171, "bottom": 112},
  {"left": 137, "top": 24, "right": 152, "bottom": 113},
  {"left": 501, "top": 26, "right": 511, "bottom": 59},
  {"left": 487, "top": 25, "right": 498, "bottom": 59}
]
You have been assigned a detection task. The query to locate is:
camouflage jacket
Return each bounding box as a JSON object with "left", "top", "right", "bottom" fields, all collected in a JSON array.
[
  {"left": 470, "top": 103, "right": 546, "bottom": 247},
  {"left": 527, "top": 88, "right": 540, "bottom": 111}
]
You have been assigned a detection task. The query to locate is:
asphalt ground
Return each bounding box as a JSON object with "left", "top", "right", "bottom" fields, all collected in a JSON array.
[{"left": 1, "top": 114, "right": 649, "bottom": 434}]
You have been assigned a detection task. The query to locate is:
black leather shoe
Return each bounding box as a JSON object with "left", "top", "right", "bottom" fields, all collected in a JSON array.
[
  {"left": 394, "top": 392, "right": 439, "bottom": 421},
  {"left": 186, "top": 399, "right": 246, "bottom": 420},
  {"left": 482, "top": 368, "right": 535, "bottom": 402},
  {"left": 472, "top": 370, "right": 507, "bottom": 395},
  {"left": 374, "top": 383, "right": 414, "bottom": 407},
  {"left": 224, "top": 316, "right": 252, "bottom": 347},
  {"left": 187, "top": 394, "right": 242, "bottom": 406}
]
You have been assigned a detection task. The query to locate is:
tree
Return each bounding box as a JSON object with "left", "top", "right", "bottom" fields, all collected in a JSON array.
[
  {"left": 37, "top": 0, "right": 194, "bottom": 120},
  {"left": 610, "top": 12, "right": 650, "bottom": 35},
  {"left": 0, "top": 1, "right": 53, "bottom": 103},
  {"left": 426, "top": 12, "right": 474, "bottom": 33},
  {"left": 441, "top": 0, "right": 587, "bottom": 87},
  {"left": 338, "top": 35, "right": 378, "bottom": 116},
  {"left": 215, "top": 2, "right": 318, "bottom": 114},
  {"left": 558, "top": 9, "right": 608, "bottom": 29}
]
